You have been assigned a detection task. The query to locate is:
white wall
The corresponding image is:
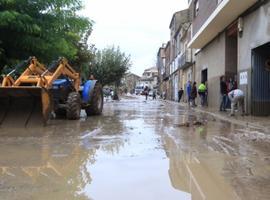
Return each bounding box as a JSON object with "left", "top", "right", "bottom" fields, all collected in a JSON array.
[
  {"left": 238, "top": 1, "right": 270, "bottom": 71},
  {"left": 238, "top": 1, "right": 270, "bottom": 113},
  {"left": 195, "top": 32, "right": 226, "bottom": 108}
]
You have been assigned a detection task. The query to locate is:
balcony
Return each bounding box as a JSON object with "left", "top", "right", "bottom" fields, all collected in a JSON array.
[
  {"left": 188, "top": 0, "right": 257, "bottom": 48},
  {"left": 179, "top": 49, "right": 192, "bottom": 69}
]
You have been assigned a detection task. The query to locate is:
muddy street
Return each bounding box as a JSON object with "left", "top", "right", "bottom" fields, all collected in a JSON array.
[{"left": 0, "top": 96, "right": 269, "bottom": 200}]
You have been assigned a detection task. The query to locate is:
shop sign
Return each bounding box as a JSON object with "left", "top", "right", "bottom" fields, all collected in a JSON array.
[{"left": 239, "top": 71, "right": 248, "bottom": 85}]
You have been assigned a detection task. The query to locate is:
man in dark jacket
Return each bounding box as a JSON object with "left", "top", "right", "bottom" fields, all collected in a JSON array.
[
  {"left": 191, "top": 82, "right": 197, "bottom": 107},
  {"left": 220, "top": 76, "right": 228, "bottom": 111},
  {"left": 178, "top": 88, "right": 184, "bottom": 102},
  {"left": 144, "top": 86, "right": 149, "bottom": 100}
]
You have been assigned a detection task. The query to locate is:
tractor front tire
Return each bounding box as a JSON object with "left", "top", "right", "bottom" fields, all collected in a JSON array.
[
  {"left": 85, "top": 83, "right": 103, "bottom": 116},
  {"left": 66, "top": 92, "right": 81, "bottom": 120}
]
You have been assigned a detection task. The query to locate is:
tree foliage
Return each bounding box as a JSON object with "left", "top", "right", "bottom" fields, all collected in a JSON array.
[
  {"left": 70, "top": 27, "right": 95, "bottom": 80},
  {"left": 89, "top": 46, "right": 131, "bottom": 86},
  {"left": 0, "top": 0, "right": 92, "bottom": 72}
]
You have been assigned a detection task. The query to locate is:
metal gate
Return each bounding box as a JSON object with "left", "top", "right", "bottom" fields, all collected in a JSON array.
[{"left": 251, "top": 42, "right": 270, "bottom": 116}]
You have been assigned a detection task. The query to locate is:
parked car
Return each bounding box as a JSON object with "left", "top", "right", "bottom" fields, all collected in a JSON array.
[{"left": 135, "top": 86, "right": 144, "bottom": 95}]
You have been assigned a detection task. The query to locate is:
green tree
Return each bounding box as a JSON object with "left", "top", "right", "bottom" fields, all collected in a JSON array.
[
  {"left": 0, "top": 0, "right": 92, "bottom": 73},
  {"left": 70, "top": 27, "right": 95, "bottom": 81},
  {"left": 89, "top": 46, "right": 131, "bottom": 86}
]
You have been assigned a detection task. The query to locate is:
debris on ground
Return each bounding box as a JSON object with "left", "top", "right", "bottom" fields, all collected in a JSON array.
[
  {"left": 174, "top": 122, "right": 190, "bottom": 127},
  {"left": 174, "top": 120, "right": 205, "bottom": 128},
  {"left": 193, "top": 121, "right": 204, "bottom": 126}
]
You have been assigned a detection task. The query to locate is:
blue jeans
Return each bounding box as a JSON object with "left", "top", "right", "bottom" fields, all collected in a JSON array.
[
  {"left": 220, "top": 94, "right": 227, "bottom": 111},
  {"left": 187, "top": 95, "right": 192, "bottom": 106},
  {"left": 199, "top": 92, "right": 206, "bottom": 106}
]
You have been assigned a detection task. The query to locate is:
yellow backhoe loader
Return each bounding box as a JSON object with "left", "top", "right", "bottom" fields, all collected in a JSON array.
[{"left": 0, "top": 57, "right": 103, "bottom": 127}]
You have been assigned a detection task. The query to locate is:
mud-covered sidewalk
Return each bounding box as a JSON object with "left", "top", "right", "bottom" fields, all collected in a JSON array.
[
  {"left": 164, "top": 99, "right": 270, "bottom": 131},
  {"left": 0, "top": 96, "right": 269, "bottom": 200}
]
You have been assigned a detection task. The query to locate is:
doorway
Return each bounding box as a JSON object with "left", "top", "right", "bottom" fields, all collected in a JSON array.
[
  {"left": 251, "top": 42, "right": 270, "bottom": 116},
  {"left": 201, "top": 69, "right": 207, "bottom": 83},
  {"left": 225, "top": 22, "right": 238, "bottom": 82}
]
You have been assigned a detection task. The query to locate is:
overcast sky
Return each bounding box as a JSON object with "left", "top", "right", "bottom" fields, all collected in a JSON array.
[{"left": 81, "top": 0, "right": 188, "bottom": 76}]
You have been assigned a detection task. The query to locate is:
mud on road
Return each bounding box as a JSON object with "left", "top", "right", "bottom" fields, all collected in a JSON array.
[{"left": 0, "top": 96, "right": 269, "bottom": 200}]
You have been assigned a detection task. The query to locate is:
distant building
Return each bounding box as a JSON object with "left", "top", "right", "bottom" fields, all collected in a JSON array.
[
  {"left": 178, "top": 16, "right": 195, "bottom": 102},
  {"left": 157, "top": 44, "right": 166, "bottom": 94},
  {"left": 139, "top": 67, "right": 158, "bottom": 90},
  {"left": 169, "top": 9, "right": 190, "bottom": 101},
  {"left": 164, "top": 41, "right": 171, "bottom": 99},
  {"left": 121, "top": 73, "right": 141, "bottom": 94}
]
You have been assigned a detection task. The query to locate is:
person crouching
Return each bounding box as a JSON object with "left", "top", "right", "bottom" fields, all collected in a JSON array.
[{"left": 228, "top": 89, "right": 245, "bottom": 116}]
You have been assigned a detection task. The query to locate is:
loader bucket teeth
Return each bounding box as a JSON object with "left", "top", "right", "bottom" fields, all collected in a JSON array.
[{"left": 0, "top": 87, "right": 52, "bottom": 127}]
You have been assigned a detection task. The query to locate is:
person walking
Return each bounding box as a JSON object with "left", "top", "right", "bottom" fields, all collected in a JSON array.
[
  {"left": 144, "top": 86, "right": 149, "bottom": 100},
  {"left": 178, "top": 88, "right": 184, "bottom": 103},
  {"left": 220, "top": 76, "right": 228, "bottom": 111},
  {"left": 198, "top": 82, "right": 207, "bottom": 106},
  {"left": 162, "top": 91, "right": 166, "bottom": 100},
  {"left": 152, "top": 90, "right": 156, "bottom": 100},
  {"left": 228, "top": 89, "right": 245, "bottom": 116},
  {"left": 190, "top": 82, "right": 197, "bottom": 107},
  {"left": 186, "top": 81, "right": 192, "bottom": 106}
]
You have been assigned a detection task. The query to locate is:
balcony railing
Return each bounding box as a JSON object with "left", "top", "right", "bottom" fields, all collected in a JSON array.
[{"left": 179, "top": 49, "right": 192, "bottom": 69}]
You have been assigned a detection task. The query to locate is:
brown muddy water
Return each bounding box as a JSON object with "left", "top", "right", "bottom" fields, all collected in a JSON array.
[{"left": 0, "top": 96, "right": 269, "bottom": 200}]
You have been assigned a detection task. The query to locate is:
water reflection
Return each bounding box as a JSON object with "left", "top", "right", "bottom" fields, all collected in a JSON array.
[
  {"left": 0, "top": 107, "right": 127, "bottom": 199},
  {"left": 1, "top": 98, "right": 269, "bottom": 200},
  {"left": 162, "top": 132, "right": 241, "bottom": 200},
  {"left": 0, "top": 134, "right": 92, "bottom": 199}
]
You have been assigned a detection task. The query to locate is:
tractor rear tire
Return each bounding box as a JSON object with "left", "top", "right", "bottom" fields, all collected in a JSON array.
[
  {"left": 66, "top": 92, "right": 81, "bottom": 120},
  {"left": 85, "top": 83, "right": 103, "bottom": 116}
]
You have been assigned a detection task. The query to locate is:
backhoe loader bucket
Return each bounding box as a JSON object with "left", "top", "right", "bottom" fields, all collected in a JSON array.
[{"left": 0, "top": 87, "right": 52, "bottom": 127}]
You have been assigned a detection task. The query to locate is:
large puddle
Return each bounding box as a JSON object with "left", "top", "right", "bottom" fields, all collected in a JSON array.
[{"left": 0, "top": 97, "right": 269, "bottom": 199}]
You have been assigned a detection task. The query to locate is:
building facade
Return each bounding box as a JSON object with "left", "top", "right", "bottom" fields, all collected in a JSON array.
[
  {"left": 188, "top": 0, "right": 270, "bottom": 116},
  {"left": 169, "top": 9, "right": 190, "bottom": 101},
  {"left": 157, "top": 44, "right": 166, "bottom": 95},
  {"left": 157, "top": 8, "right": 195, "bottom": 101},
  {"left": 139, "top": 67, "right": 158, "bottom": 90},
  {"left": 121, "top": 73, "right": 141, "bottom": 94},
  {"left": 178, "top": 19, "right": 195, "bottom": 102},
  {"left": 164, "top": 41, "right": 171, "bottom": 99}
]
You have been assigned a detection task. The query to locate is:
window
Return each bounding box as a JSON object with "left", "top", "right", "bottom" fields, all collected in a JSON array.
[
  {"left": 176, "top": 36, "right": 180, "bottom": 54},
  {"left": 184, "top": 41, "right": 188, "bottom": 53},
  {"left": 194, "top": 0, "right": 199, "bottom": 17},
  {"left": 217, "top": 0, "right": 223, "bottom": 5}
]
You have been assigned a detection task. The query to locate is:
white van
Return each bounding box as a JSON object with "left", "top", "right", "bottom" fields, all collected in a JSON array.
[{"left": 135, "top": 86, "right": 144, "bottom": 95}]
